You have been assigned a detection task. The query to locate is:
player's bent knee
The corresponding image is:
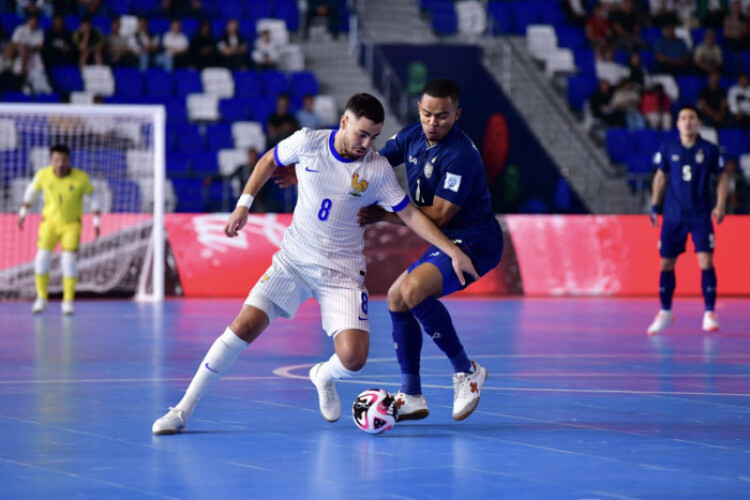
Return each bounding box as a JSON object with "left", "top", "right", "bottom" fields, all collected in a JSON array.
[
  {"left": 399, "top": 277, "right": 429, "bottom": 309},
  {"left": 660, "top": 258, "right": 677, "bottom": 271},
  {"left": 230, "top": 306, "right": 269, "bottom": 343},
  {"left": 386, "top": 284, "right": 408, "bottom": 312}
]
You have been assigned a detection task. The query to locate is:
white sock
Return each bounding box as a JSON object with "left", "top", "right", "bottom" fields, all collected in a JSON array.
[
  {"left": 176, "top": 327, "right": 248, "bottom": 414},
  {"left": 316, "top": 353, "right": 359, "bottom": 383}
]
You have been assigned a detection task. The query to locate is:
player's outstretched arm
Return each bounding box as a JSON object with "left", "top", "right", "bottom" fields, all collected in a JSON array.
[
  {"left": 713, "top": 171, "right": 728, "bottom": 224},
  {"left": 396, "top": 202, "right": 479, "bottom": 286},
  {"left": 17, "top": 182, "right": 39, "bottom": 230},
  {"left": 224, "top": 149, "right": 279, "bottom": 238},
  {"left": 650, "top": 170, "right": 667, "bottom": 227}
]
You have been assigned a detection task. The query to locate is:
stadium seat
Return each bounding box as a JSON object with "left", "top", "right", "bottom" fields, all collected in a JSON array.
[
  {"left": 109, "top": 0, "right": 133, "bottom": 16},
  {"left": 234, "top": 70, "right": 262, "bottom": 98},
  {"left": 8, "top": 178, "right": 43, "bottom": 213},
  {"left": 192, "top": 151, "right": 220, "bottom": 176},
  {"left": 646, "top": 74, "right": 679, "bottom": 102},
  {"left": 555, "top": 26, "right": 586, "bottom": 52},
  {"left": 566, "top": 73, "right": 597, "bottom": 111},
  {"left": 718, "top": 129, "right": 748, "bottom": 159},
  {"left": 174, "top": 69, "right": 203, "bottom": 96},
  {"left": 313, "top": 95, "right": 338, "bottom": 126},
  {"left": 218, "top": 97, "right": 251, "bottom": 123},
  {"left": 205, "top": 124, "right": 235, "bottom": 151},
  {"left": 172, "top": 178, "right": 204, "bottom": 212},
  {"left": 430, "top": 2, "right": 458, "bottom": 36},
  {"left": 165, "top": 97, "right": 188, "bottom": 124},
  {"left": 456, "top": 0, "right": 486, "bottom": 38},
  {"left": 111, "top": 180, "right": 142, "bottom": 212},
  {"left": 148, "top": 17, "right": 170, "bottom": 37},
  {"left": 132, "top": 0, "right": 160, "bottom": 16},
  {"left": 631, "top": 129, "right": 661, "bottom": 158},
  {"left": 0, "top": 119, "right": 18, "bottom": 151},
  {"left": 232, "top": 121, "right": 266, "bottom": 151},
  {"left": 698, "top": 125, "right": 718, "bottom": 145},
  {"left": 256, "top": 18, "right": 289, "bottom": 46},
  {"left": 166, "top": 152, "right": 192, "bottom": 176},
  {"left": 114, "top": 68, "right": 143, "bottom": 97},
  {"left": 35, "top": 93, "right": 61, "bottom": 103},
  {"left": 181, "top": 18, "right": 200, "bottom": 38},
  {"left": 126, "top": 150, "right": 154, "bottom": 178},
  {"left": 248, "top": 96, "right": 276, "bottom": 123},
  {"left": 487, "top": 2, "right": 511, "bottom": 35},
  {"left": 218, "top": 149, "right": 247, "bottom": 176},
  {"left": 273, "top": 0, "right": 300, "bottom": 31},
  {"left": 51, "top": 66, "right": 83, "bottom": 93},
  {"left": 675, "top": 75, "right": 702, "bottom": 107},
  {"left": 526, "top": 25, "right": 558, "bottom": 61},
  {"left": 29, "top": 147, "right": 50, "bottom": 173},
  {"left": 289, "top": 71, "right": 319, "bottom": 98},
  {"left": 605, "top": 128, "right": 632, "bottom": 164},
  {"left": 3, "top": 92, "right": 33, "bottom": 103},
  {"left": 172, "top": 123, "right": 204, "bottom": 153},
  {"left": 137, "top": 178, "right": 177, "bottom": 212},
  {"left": 187, "top": 94, "right": 220, "bottom": 122},
  {"left": 261, "top": 70, "right": 288, "bottom": 98},
  {"left": 219, "top": 0, "right": 245, "bottom": 21},
  {"left": 544, "top": 49, "right": 576, "bottom": 77},
  {"left": 82, "top": 65, "right": 115, "bottom": 96},
  {"left": 278, "top": 45, "right": 305, "bottom": 72},
  {"left": 740, "top": 153, "right": 750, "bottom": 181},
  {"left": 1, "top": 13, "right": 24, "bottom": 35},
  {"left": 248, "top": 0, "right": 273, "bottom": 22},
  {"left": 145, "top": 69, "right": 173, "bottom": 98},
  {"left": 201, "top": 67, "right": 235, "bottom": 98},
  {"left": 511, "top": 0, "right": 543, "bottom": 35}
]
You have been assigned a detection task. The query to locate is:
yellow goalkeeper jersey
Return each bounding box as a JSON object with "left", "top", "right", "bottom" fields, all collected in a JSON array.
[{"left": 32, "top": 166, "right": 95, "bottom": 223}]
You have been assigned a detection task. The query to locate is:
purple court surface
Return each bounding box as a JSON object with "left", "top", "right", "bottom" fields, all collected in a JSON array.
[{"left": 1, "top": 297, "right": 750, "bottom": 499}]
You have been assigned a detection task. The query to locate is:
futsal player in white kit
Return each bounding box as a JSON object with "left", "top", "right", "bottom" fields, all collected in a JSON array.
[{"left": 152, "top": 93, "right": 478, "bottom": 434}]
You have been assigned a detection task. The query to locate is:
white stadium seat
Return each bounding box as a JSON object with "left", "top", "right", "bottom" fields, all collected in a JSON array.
[
  {"left": 278, "top": 45, "right": 305, "bottom": 72},
  {"left": 526, "top": 25, "right": 557, "bottom": 61},
  {"left": 698, "top": 125, "right": 718, "bottom": 145},
  {"left": 313, "top": 95, "right": 338, "bottom": 126},
  {"left": 29, "top": 147, "right": 50, "bottom": 173},
  {"left": 0, "top": 119, "right": 18, "bottom": 151},
  {"left": 740, "top": 153, "right": 750, "bottom": 182},
  {"left": 218, "top": 149, "right": 247, "bottom": 176},
  {"left": 456, "top": 0, "right": 487, "bottom": 38},
  {"left": 232, "top": 121, "right": 266, "bottom": 151},
  {"left": 645, "top": 74, "right": 679, "bottom": 102},
  {"left": 137, "top": 178, "right": 177, "bottom": 213},
  {"left": 187, "top": 93, "right": 219, "bottom": 122},
  {"left": 126, "top": 149, "right": 154, "bottom": 178},
  {"left": 201, "top": 67, "right": 235, "bottom": 98},
  {"left": 544, "top": 48, "right": 576, "bottom": 77},
  {"left": 256, "top": 18, "right": 289, "bottom": 46},
  {"left": 82, "top": 65, "right": 115, "bottom": 97}
]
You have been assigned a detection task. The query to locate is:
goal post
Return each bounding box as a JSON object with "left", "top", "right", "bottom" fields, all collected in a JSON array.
[{"left": 0, "top": 103, "right": 166, "bottom": 302}]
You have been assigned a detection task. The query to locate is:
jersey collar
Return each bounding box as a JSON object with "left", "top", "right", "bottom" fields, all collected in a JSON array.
[{"left": 329, "top": 130, "right": 356, "bottom": 163}]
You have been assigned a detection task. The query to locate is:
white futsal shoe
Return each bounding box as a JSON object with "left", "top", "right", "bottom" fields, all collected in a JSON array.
[
  {"left": 152, "top": 407, "right": 190, "bottom": 435},
  {"left": 31, "top": 298, "right": 47, "bottom": 314},
  {"left": 61, "top": 301, "right": 74, "bottom": 315},
  {"left": 452, "top": 360, "right": 488, "bottom": 421},
  {"left": 309, "top": 363, "right": 341, "bottom": 422},
  {"left": 702, "top": 311, "right": 720, "bottom": 332},
  {"left": 647, "top": 310, "right": 674, "bottom": 336},
  {"left": 394, "top": 392, "right": 429, "bottom": 422}
]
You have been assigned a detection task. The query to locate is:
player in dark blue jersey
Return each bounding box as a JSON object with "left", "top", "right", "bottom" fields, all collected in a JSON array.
[
  {"left": 647, "top": 105, "right": 728, "bottom": 335},
  {"left": 357, "top": 78, "right": 503, "bottom": 421}
]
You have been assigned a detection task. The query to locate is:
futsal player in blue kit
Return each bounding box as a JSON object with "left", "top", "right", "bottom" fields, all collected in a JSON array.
[
  {"left": 358, "top": 78, "right": 504, "bottom": 421},
  {"left": 647, "top": 105, "right": 728, "bottom": 335}
]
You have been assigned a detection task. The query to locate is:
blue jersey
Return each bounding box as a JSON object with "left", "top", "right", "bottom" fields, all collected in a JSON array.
[
  {"left": 379, "top": 122, "right": 500, "bottom": 240},
  {"left": 653, "top": 136, "right": 725, "bottom": 221}
]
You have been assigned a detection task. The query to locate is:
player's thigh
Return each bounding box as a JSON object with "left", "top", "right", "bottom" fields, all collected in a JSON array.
[
  {"left": 60, "top": 222, "right": 82, "bottom": 252},
  {"left": 659, "top": 219, "right": 689, "bottom": 258},
  {"left": 690, "top": 215, "right": 715, "bottom": 254},
  {"left": 245, "top": 252, "right": 313, "bottom": 322},
  {"left": 37, "top": 221, "right": 60, "bottom": 251},
  {"left": 316, "top": 274, "right": 370, "bottom": 337}
]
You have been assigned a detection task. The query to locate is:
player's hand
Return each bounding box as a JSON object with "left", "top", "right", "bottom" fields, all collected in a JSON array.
[
  {"left": 272, "top": 165, "right": 298, "bottom": 188},
  {"left": 449, "top": 249, "right": 479, "bottom": 287},
  {"left": 94, "top": 226, "right": 100, "bottom": 239},
  {"left": 649, "top": 205, "right": 660, "bottom": 227},
  {"left": 224, "top": 207, "right": 249, "bottom": 237},
  {"left": 357, "top": 205, "right": 387, "bottom": 227},
  {"left": 712, "top": 206, "right": 726, "bottom": 225}
]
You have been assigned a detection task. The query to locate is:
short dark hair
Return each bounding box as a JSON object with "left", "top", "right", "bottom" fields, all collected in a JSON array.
[
  {"left": 676, "top": 105, "right": 700, "bottom": 118},
  {"left": 50, "top": 144, "right": 71, "bottom": 156},
  {"left": 421, "top": 78, "right": 460, "bottom": 104},
  {"left": 344, "top": 93, "right": 385, "bottom": 124}
]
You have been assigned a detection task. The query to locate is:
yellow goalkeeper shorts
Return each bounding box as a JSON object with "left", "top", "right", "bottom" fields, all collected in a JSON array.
[{"left": 38, "top": 220, "right": 82, "bottom": 252}]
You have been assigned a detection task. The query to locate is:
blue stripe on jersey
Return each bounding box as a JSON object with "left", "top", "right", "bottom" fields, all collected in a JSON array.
[
  {"left": 273, "top": 145, "right": 284, "bottom": 167},
  {"left": 328, "top": 130, "right": 355, "bottom": 163},
  {"left": 392, "top": 195, "right": 410, "bottom": 212}
]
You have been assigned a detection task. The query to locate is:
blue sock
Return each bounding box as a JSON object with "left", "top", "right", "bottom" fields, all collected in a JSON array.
[
  {"left": 389, "top": 310, "right": 423, "bottom": 396},
  {"left": 411, "top": 297, "right": 471, "bottom": 374},
  {"left": 659, "top": 270, "right": 676, "bottom": 311},
  {"left": 702, "top": 268, "right": 717, "bottom": 312}
]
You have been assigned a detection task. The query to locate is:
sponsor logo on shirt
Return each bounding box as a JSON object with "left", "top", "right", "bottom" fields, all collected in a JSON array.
[
  {"left": 408, "top": 156, "right": 418, "bottom": 164},
  {"left": 350, "top": 173, "right": 369, "bottom": 197},
  {"left": 444, "top": 173, "right": 462, "bottom": 192}
]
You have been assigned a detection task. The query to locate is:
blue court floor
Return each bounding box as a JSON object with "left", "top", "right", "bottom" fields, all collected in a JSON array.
[{"left": 1, "top": 297, "right": 750, "bottom": 499}]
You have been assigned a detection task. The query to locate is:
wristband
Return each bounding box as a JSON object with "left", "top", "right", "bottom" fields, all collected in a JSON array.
[
  {"left": 19, "top": 206, "right": 28, "bottom": 218},
  {"left": 650, "top": 205, "right": 659, "bottom": 216},
  {"left": 236, "top": 194, "right": 254, "bottom": 210},
  {"left": 93, "top": 215, "right": 101, "bottom": 228}
]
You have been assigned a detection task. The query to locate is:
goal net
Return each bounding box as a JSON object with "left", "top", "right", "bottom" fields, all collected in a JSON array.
[{"left": 0, "top": 103, "right": 165, "bottom": 301}]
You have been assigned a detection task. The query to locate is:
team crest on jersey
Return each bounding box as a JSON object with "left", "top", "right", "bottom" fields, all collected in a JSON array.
[
  {"left": 444, "top": 173, "right": 462, "bottom": 192},
  {"left": 423, "top": 162, "right": 434, "bottom": 178},
  {"left": 350, "top": 173, "right": 369, "bottom": 197},
  {"left": 696, "top": 149, "right": 704, "bottom": 164}
]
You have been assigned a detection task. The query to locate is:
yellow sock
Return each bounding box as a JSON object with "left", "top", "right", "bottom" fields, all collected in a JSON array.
[
  {"left": 35, "top": 274, "right": 50, "bottom": 300},
  {"left": 63, "top": 277, "right": 77, "bottom": 302}
]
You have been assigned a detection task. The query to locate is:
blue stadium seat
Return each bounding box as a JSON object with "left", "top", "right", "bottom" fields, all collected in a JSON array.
[
  {"left": 219, "top": 98, "right": 251, "bottom": 122},
  {"left": 556, "top": 26, "right": 586, "bottom": 52},
  {"left": 247, "top": 0, "right": 272, "bottom": 21},
  {"left": 174, "top": 69, "right": 202, "bottom": 96},
  {"left": 166, "top": 152, "right": 192, "bottom": 176},
  {"left": 64, "top": 14, "right": 81, "bottom": 32},
  {"left": 430, "top": 3, "right": 458, "bottom": 36},
  {"left": 289, "top": 71, "right": 319, "bottom": 98},
  {"left": 182, "top": 18, "right": 200, "bottom": 38},
  {"left": 625, "top": 154, "right": 653, "bottom": 191},
  {"left": 675, "top": 75, "right": 703, "bottom": 107},
  {"left": 51, "top": 66, "right": 83, "bottom": 92},
  {"left": 111, "top": 180, "right": 141, "bottom": 212},
  {"left": 640, "top": 26, "right": 662, "bottom": 48},
  {"left": 92, "top": 16, "right": 110, "bottom": 35},
  {"left": 554, "top": 178, "right": 572, "bottom": 212},
  {"left": 144, "top": 69, "right": 173, "bottom": 98},
  {"left": 739, "top": 52, "right": 750, "bottom": 74},
  {"left": 631, "top": 129, "right": 661, "bottom": 158},
  {"left": 638, "top": 50, "right": 658, "bottom": 72},
  {"left": 509, "top": 0, "right": 542, "bottom": 35},
  {"left": 519, "top": 197, "right": 548, "bottom": 214},
  {"left": 539, "top": 4, "right": 565, "bottom": 27},
  {"left": 238, "top": 19, "right": 256, "bottom": 44},
  {"left": 718, "top": 129, "right": 748, "bottom": 159},
  {"left": 148, "top": 17, "right": 171, "bottom": 37},
  {"left": 487, "top": 3, "right": 511, "bottom": 35},
  {"left": 173, "top": 123, "right": 204, "bottom": 154},
  {"left": 165, "top": 97, "right": 188, "bottom": 124},
  {"left": 261, "top": 71, "right": 288, "bottom": 98},
  {"left": 219, "top": 0, "right": 245, "bottom": 21},
  {"left": 205, "top": 124, "right": 234, "bottom": 151},
  {"left": 0, "top": 149, "right": 29, "bottom": 183},
  {"left": 573, "top": 47, "right": 596, "bottom": 75},
  {"left": 109, "top": 0, "right": 133, "bottom": 16},
  {"left": 114, "top": 68, "right": 143, "bottom": 97},
  {"left": 605, "top": 128, "right": 632, "bottom": 164},
  {"left": 192, "top": 152, "right": 220, "bottom": 176},
  {"left": 1, "top": 13, "right": 24, "bottom": 35},
  {"left": 234, "top": 70, "right": 262, "bottom": 98},
  {"left": 171, "top": 179, "right": 204, "bottom": 212},
  {"left": 4, "top": 92, "right": 32, "bottom": 103},
  {"left": 566, "top": 74, "right": 597, "bottom": 111},
  {"left": 132, "top": 0, "right": 160, "bottom": 16},
  {"left": 274, "top": 0, "right": 300, "bottom": 31},
  {"left": 248, "top": 96, "right": 276, "bottom": 124},
  {"left": 36, "top": 93, "right": 61, "bottom": 103}
]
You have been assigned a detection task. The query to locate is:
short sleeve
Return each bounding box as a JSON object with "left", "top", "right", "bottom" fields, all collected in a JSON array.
[
  {"left": 376, "top": 160, "right": 410, "bottom": 212},
  {"left": 653, "top": 144, "right": 668, "bottom": 173},
  {"left": 82, "top": 172, "right": 95, "bottom": 195},
  {"left": 713, "top": 146, "right": 726, "bottom": 175},
  {"left": 378, "top": 131, "right": 406, "bottom": 167},
  {"left": 274, "top": 128, "right": 307, "bottom": 167},
  {"left": 434, "top": 149, "right": 480, "bottom": 207}
]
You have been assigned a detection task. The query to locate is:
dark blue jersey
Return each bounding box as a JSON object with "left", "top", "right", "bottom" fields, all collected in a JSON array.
[
  {"left": 379, "top": 122, "right": 498, "bottom": 235},
  {"left": 653, "top": 136, "right": 725, "bottom": 220}
]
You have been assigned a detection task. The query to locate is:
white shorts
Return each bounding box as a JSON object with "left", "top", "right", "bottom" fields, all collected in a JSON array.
[{"left": 245, "top": 250, "right": 370, "bottom": 337}]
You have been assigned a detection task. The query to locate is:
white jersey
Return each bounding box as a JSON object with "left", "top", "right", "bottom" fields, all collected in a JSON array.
[{"left": 274, "top": 128, "right": 409, "bottom": 279}]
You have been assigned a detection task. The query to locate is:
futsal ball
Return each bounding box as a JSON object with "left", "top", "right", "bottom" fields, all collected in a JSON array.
[{"left": 352, "top": 388, "right": 398, "bottom": 435}]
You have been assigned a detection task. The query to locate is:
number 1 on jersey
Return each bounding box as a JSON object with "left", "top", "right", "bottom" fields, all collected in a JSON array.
[{"left": 318, "top": 198, "right": 332, "bottom": 221}]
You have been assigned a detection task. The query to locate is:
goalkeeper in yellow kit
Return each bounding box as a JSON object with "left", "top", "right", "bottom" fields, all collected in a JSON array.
[{"left": 17, "top": 144, "right": 101, "bottom": 315}]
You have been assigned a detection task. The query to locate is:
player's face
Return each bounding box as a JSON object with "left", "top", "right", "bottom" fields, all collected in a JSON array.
[
  {"left": 676, "top": 109, "right": 700, "bottom": 138},
  {"left": 51, "top": 152, "right": 71, "bottom": 177},
  {"left": 418, "top": 94, "right": 461, "bottom": 145},
  {"left": 339, "top": 113, "right": 382, "bottom": 159}
]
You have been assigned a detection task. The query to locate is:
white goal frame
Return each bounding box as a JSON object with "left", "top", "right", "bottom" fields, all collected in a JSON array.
[{"left": 0, "top": 103, "right": 166, "bottom": 302}]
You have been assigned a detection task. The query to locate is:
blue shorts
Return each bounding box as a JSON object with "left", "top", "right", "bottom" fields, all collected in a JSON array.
[
  {"left": 407, "top": 232, "right": 504, "bottom": 297},
  {"left": 659, "top": 215, "right": 715, "bottom": 258}
]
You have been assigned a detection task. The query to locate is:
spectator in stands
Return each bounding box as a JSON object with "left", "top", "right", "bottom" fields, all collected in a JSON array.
[
  {"left": 16, "top": 0, "right": 53, "bottom": 18},
  {"left": 251, "top": 29, "right": 280, "bottom": 71},
  {"left": 728, "top": 72, "right": 750, "bottom": 129},
  {"left": 189, "top": 19, "right": 217, "bottom": 69},
  {"left": 305, "top": 0, "right": 339, "bottom": 40},
  {"left": 610, "top": 0, "right": 647, "bottom": 52},
  {"left": 627, "top": 51, "right": 648, "bottom": 90},
  {"left": 296, "top": 94, "right": 323, "bottom": 129},
  {"left": 654, "top": 23, "right": 692, "bottom": 74},
  {"left": 697, "top": 0, "right": 728, "bottom": 28},
  {"left": 612, "top": 79, "right": 646, "bottom": 130},
  {"left": 561, "top": 0, "right": 588, "bottom": 26},
  {"left": 723, "top": 0, "right": 749, "bottom": 50},
  {"left": 106, "top": 17, "right": 139, "bottom": 68},
  {"left": 725, "top": 157, "right": 750, "bottom": 214},
  {"left": 156, "top": 19, "right": 190, "bottom": 71},
  {"left": 596, "top": 45, "right": 629, "bottom": 86},
  {"left": 641, "top": 83, "right": 673, "bottom": 130},
  {"left": 266, "top": 94, "right": 300, "bottom": 149},
  {"left": 693, "top": 29, "right": 723, "bottom": 74},
  {"left": 698, "top": 71, "right": 729, "bottom": 127},
  {"left": 0, "top": 44, "right": 23, "bottom": 93},
  {"left": 589, "top": 79, "right": 623, "bottom": 126},
  {"left": 73, "top": 16, "right": 104, "bottom": 68},
  {"left": 161, "top": 0, "right": 203, "bottom": 18},
  {"left": 585, "top": 4, "right": 613, "bottom": 55},
  {"left": 43, "top": 13, "right": 76, "bottom": 69},
  {"left": 11, "top": 14, "right": 52, "bottom": 94},
  {"left": 217, "top": 18, "right": 249, "bottom": 71},
  {"left": 675, "top": 0, "right": 699, "bottom": 28},
  {"left": 134, "top": 17, "right": 159, "bottom": 72},
  {"left": 649, "top": 0, "right": 679, "bottom": 27}
]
